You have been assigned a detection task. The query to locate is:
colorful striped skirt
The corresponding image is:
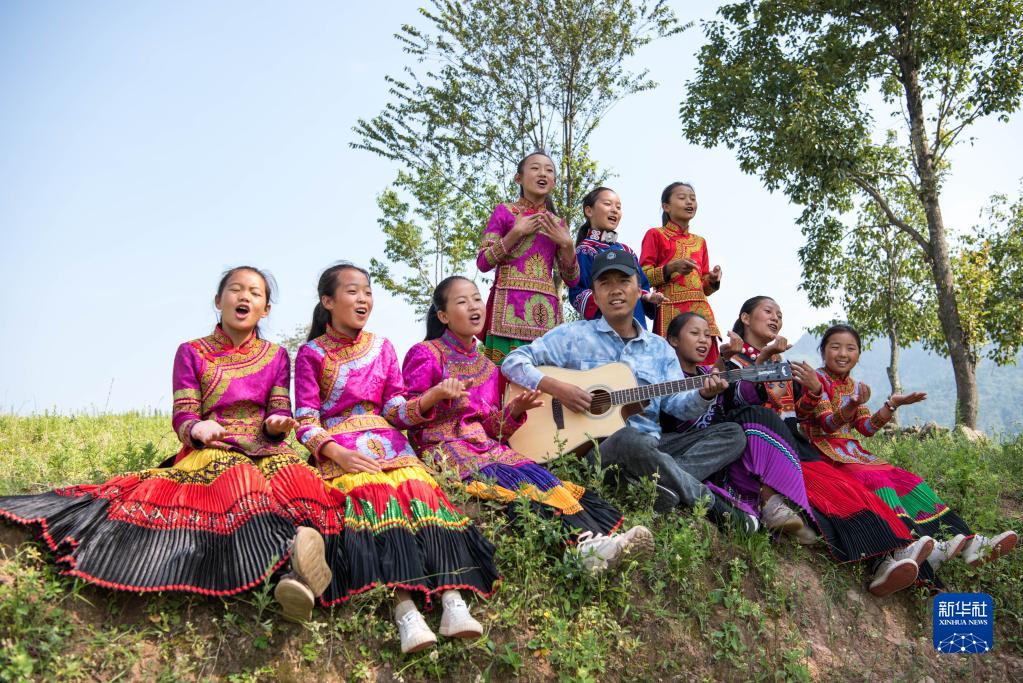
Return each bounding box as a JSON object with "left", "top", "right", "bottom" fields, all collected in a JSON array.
[
  {"left": 703, "top": 406, "right": 815, "bottom": 523},
  {"left": 772, "top": 417, "right": 919, "bottom": 564},
  {"left": 0, "top": 448, "right": 344, "bottom": 597},
  {"left": 465, "top": 461, "right": 623, "bottom": 540},
  {"left": 833, "top": 462, "right": 972, "bottom": 540},
  {"left": 323, "top": 465, "right": 499, "bottom": 605}
]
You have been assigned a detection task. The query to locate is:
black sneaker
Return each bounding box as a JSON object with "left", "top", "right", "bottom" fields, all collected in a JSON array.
[
  {"left": 653, "top": 483, "right": 681, "bottom": 514},
  {"left": 706, "top": 494, "right": 759, "bottom": 535}
]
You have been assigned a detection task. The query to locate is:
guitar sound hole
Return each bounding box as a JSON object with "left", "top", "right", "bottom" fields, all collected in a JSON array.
[{"left": 589, "top": 389, "right": 612, "bottom": 415}]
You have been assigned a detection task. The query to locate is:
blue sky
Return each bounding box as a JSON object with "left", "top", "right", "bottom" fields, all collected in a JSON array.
[{"left": 2, "top": 1, "right": 1021, "bottom": 414}]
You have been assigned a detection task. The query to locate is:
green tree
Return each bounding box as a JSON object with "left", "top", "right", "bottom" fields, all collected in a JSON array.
[
  {"left": 354, "top": 0, "right": 685, "bottom": 232},
  {"left": 801, "top": 178, "right": 936, "bottom": 422},
  {"left": 680, "top": 0, "right": 1023, "bottom": 428},
  {"left": 369, "top": 164, "right": 501, "bottom": 316}
]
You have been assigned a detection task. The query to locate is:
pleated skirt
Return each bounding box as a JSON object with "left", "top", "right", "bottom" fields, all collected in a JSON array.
[
  {"left": 466, "top": 461, "right": 623, "bottom": 540},
  {"left": 323, "top": 465, "right": 500, "bottom": 606},
  {"left": 0, "top": 448, "right": 344, "bottom": 597},
  {"left": 834, "top": 461, "right": 973, "bottom": 540}
]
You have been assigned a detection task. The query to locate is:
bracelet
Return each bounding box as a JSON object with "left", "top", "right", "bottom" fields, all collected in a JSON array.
[{"left": 884, "top": 399, "right": 897, "bottom": 412}]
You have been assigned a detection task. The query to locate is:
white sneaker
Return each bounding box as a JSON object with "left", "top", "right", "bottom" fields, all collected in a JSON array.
[
  {"left": 439, "top": 594, "right": 483, "bottom": 638},
  {"left": 396, "top": 606, "right": 437, "bottom": 654},
  {"left": 962, "top": 531, "right": 1018, "bottom": 567},
  {"left": 761, "top": 495, "right": 805, "bottom": 534},
  {"left": 892, "top": 536, "right": 935, "bottom": 567},
  {"left": 573, "top": 531, "right": 622, "bottom": 574},
  {"left": 926, "top": 534, "right": 969, "bottom": 571},
  {"left": 274, "top": 575, "right": 315, "bottom": 623},
  {"left": 868, "top": 556, "right": 919, "bottom": 597}
]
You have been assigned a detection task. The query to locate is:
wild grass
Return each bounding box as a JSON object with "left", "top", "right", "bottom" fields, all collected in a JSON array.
[{"left": 0, "top": 415, "right": 1020, "bottom": 681}]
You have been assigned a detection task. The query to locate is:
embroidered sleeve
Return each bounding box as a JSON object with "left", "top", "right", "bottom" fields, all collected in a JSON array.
[
  {"left": 638, "top": 255, "right": 656, "bottom": 319},
  {"left": 858, "top": 404, "right": 889, "bottom": 435},
  {"left": 476, "top": 205, "right": 514, "bottom": 272},
  {"left": 172, "top": 343, "right": 204, "bottom": 448},
  {"left": 294, "top": 345, "right": 333, "bottom": 459},
  {"left": 400, "top": 343, "right": 442, "bottom": 400},
  {"left": 569, "top": 248, "right": 600, "bottom": 320},
  {"left": 262, "top": 347, "right": 293, "bottom": 443},
  {"left": 556, "top": 229, "right": 580, "bottom": 286},
  {"left": 640, "top": 229, "right": 667, "bottom": 287},
  {"left": 381, "top": 340, "right": 434, "bottom": 428},
  {"left": 699, "top": 240, "right": 719, "bottom": 295}
]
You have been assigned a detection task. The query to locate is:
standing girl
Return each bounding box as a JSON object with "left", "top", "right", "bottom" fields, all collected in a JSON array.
[
  {"left": 477, "top": 151, "right": 580, "bottom": 365},
  {"left": 0, "top": 267, "right": 338, "bottom": 622},
  {"left": 663, "top": 312, "right": 817, "bottom": 542},
  {"left": 570, "top": 186, "right": 664, "bottom": 328},
  {"left": 402, "top": 276, "right": 654, "bottom": 573},
  {"left": 725, "top": 296, "right": 934, "bottom": 596},
  {"left": 803, "top": 324, "right": 1017, "bottom": 571},
  {"left": 640, "top": 182, "right": 722, "bottom": 361},
  {"left": 293, "top": 263, "right": 500, "bottom": 655}
]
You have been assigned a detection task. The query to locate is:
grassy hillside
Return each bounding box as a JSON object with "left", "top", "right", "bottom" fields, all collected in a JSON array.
[{"left": 0, "top": 414, "right": 1021, "bottom": 681}]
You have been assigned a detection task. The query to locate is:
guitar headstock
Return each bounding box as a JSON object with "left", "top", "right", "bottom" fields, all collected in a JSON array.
[{"left": 737, "top": 362, "right": 792, "bottom": 383}]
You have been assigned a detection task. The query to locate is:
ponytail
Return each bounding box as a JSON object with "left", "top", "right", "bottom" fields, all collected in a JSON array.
[
  {"left": 424, "top": 275, "right": 474, "bottom": 341},
  {"left": 307, "top": 302, "right": 332, "bottom": 341},
  {"left": 306, "top": 261, "right": 371, "bottom": 341},
  {"left": 660, "top": 181, "right": 696, "bottom": 226}
]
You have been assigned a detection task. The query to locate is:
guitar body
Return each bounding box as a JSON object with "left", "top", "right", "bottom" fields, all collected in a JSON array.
[{"left": 505, "top": 363, "right": 638, "bottom": 463}]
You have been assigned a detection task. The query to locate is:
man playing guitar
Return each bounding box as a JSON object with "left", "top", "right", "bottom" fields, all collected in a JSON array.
[{"left": 502, "top": 250, "right": 755, "bottom": 530}]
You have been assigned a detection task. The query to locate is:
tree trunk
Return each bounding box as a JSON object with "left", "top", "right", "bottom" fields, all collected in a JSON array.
[
  {"left": 886, "top": 327, "right": 902, "bottom": 427},
  {"left": 895, "top": 30, "right": 979, "bottom": 428}
]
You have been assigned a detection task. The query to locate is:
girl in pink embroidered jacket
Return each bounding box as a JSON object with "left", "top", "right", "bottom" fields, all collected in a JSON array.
[
  {"left": 477, "top": 151, "right": 580, "bottom": 365},
  {"left": 293, "top": 262, "right": 499, "bottom": 655}
]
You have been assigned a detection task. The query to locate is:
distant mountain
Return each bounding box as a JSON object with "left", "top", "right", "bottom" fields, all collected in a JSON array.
[{"left": 786, "top": 335, "right": 1023, "bottom": 435}]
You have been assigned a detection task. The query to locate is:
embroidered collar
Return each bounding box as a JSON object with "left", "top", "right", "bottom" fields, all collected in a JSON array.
[
  {"left": 325, "top": 323, "right": 363, "bottom": 346},
  {"left": 664, "top": 220, "right": 691, "bottom": 236},
  {"left": 440, "top": 329, "right": 479, "bottom": 357},
  {"left": 588, "top": 229, "right": 618, "bottom": 244},
  {"left": 823, "top": 367, "right": 852, "bottom": 383},
  {"left": 741, "top": 341, "right": 761, "bottom": 362},
  {"left": 211, "top": 325, "right": 257, "bottom": 354},
  {"left": 514, "top": 196, "right": 548, "bottom": 213}
]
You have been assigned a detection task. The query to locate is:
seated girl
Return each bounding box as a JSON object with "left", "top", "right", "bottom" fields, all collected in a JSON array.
[
  {"left": 401, "top": 276, "right": 654, "bottom": 574},
  {"left": 293, "top": 263, "right": 499, "bottom": 655},
  {"left": 0, "top": 266, "right": 338, "bottom": 622},
  {"left": 662, "top": 312, "right": 817, "bottom": 542},
  {"left": 724, "top": 296, "right": 933, "bottom": 596},
  {"left": 569, "top": 186, "right": 663, "bottom": 328},
  {"left": 803, "top": 324, "right": 1017, "bottom": 571}
]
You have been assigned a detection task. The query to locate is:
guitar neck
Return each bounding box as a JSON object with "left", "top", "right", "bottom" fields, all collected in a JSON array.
[{"left": 609, "top": 366, "right": 748, "bottom": 405}]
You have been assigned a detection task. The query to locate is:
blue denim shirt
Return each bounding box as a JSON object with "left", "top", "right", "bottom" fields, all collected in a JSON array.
[{"left": 501, "top": 317, "right": 712, "bottom": 438}]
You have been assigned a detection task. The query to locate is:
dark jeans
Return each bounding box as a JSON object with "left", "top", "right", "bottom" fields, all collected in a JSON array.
[{"left": 596, "top": 424, "right": 746, "bottom": 508}]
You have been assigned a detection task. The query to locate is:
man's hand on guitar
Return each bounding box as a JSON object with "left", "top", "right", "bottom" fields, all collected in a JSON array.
[
  {"left": 698, "top": 373, "right": 729, "bottom": 399},
  {"left": 537, "top": 377, "right": 593, "bottom": 414},
  {"left": 507, "top": 389, "right": 544, "bottom": 419}
]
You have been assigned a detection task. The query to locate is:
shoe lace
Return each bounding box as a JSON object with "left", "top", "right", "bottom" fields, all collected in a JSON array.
[{"left": 397, "top": 609, "right": 427, "bottom": 630}]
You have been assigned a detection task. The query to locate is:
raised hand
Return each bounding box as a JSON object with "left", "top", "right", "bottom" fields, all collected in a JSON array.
[
  {"left": 538, "top": 212, "right": 573, "bottom": 249},
  {"left": 790, "top": 361, "right": 822, "bottom": 394},
  {"left": 264, "top": 415, "right": 298, "bottom": 437},
  {"left": 851, "top": 383, "right": 872, "bottom": 406},
  {"left": 665, "top": 257, "right": 698, "bottom": 279},
  {"left": 191, "top": 419, "right": 227, "bottom": 445},
  {"left": 642, "top": 291, "right": 666, "bottom": 305},
  {"left": 322, "top": 442, "right": 382, "bottom": 474},
  {"left": 891, "top": 391, "right": 927, "bottom": 407},
  {"left": 432, "top": 378, "right": 469, "bottom": 401},
  {"left": 720, "top": 330, "right": 744, "bottom": 360},
  {"left": 698, "top": 372, "right": 729, "bottom": 399},
  {"left": 708, "top": 265, "right": 722, "bottom": 284},
  {"left": 760, "top": 335, "right": 791, "bottom": 361},
  {"left": 507, "top": 389, "right": 544, "bottom": 419}
]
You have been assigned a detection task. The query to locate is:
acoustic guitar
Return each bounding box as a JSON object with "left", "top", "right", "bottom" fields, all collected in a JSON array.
[{"left": 505, "top": 361, "right": 793, "bottom": 463}]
